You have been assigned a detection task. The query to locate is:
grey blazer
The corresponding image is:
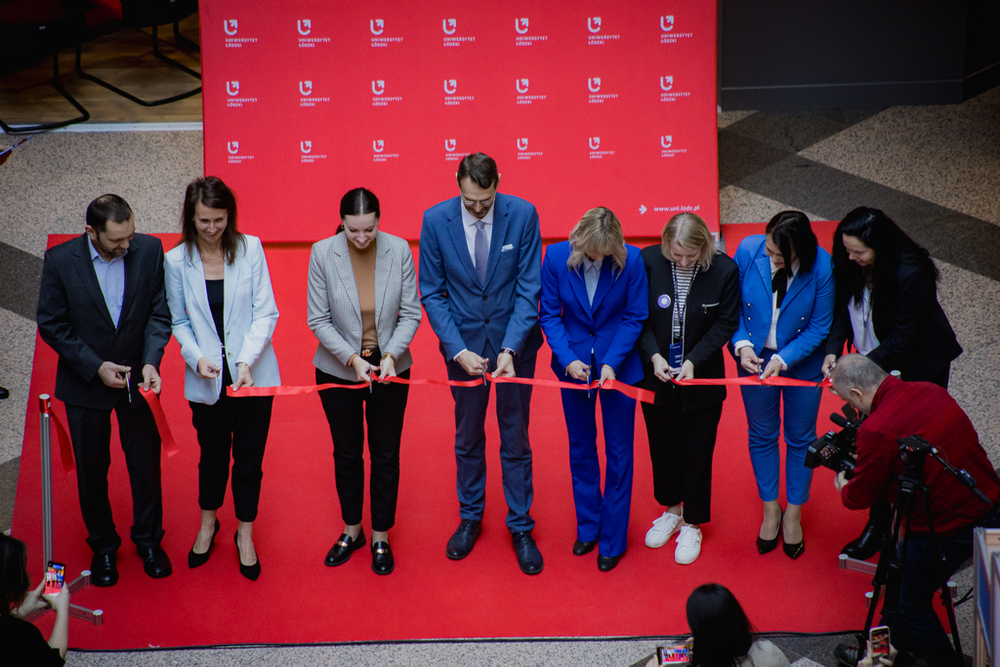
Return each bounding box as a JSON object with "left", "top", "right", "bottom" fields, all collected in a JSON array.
[{"left": 307, "top": 231, "right": 421, "bottom": 380}]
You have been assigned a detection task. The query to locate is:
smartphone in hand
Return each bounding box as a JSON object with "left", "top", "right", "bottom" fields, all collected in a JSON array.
[{"left": 44, "top": 561, "right": 65, "bottom": 596}]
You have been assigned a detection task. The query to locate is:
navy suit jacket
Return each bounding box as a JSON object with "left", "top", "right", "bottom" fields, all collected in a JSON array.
[
  {"left": 731, "top": 234, "right": 834, "bottom": 380},
  {"left": 36, "top": 233, "right": 172, "bottom": 410},
  {"left": 419, "top": 193, "right": 543, "bottom": 361},
  {"left": 538, "top": 241, "right": 648, "bottom": 385}
]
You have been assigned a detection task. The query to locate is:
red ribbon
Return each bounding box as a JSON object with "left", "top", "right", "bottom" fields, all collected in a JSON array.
[
  {"left": 671, "top": 376, "right": 832, "bottom": 388},
  {"left": 138, "top": 389, "right": 179, "bottom": 457},
  {"left": 39, "top": 396, "right": 75, "bottom": 475}
]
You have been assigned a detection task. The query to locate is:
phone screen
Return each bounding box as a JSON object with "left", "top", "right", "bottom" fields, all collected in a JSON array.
[
  {"left": 657, "top": 641, "right": 692, "bottom": 665},
  {"left": 870, "top": 625, "right": 890, "bottom": 657},
  {"left": 44, "top": 561, "right": 65, "bottom": 595}
]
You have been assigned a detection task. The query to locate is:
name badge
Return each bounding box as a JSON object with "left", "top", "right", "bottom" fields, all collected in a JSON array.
[{"left": 668, "top": 343, "right": 683, "bottom": 368}]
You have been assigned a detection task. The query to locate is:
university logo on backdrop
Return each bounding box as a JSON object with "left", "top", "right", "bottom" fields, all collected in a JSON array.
[
  {"left": 587, "top": 16, "right": 619, "bottom": 45},
  {"left": 515, "top": 17, "right": 547, "bottom": 46},
  {"left": 227, "top": 81, "right": 240, "bottom": 96},
  {"left": 588, "top": 77, "right": 618, "bottom": 104},
  {"left": 442, "top": 18, "right": 475, "bottom": 46},
  {"left": 225, "top": 81, "right": 256, "bottom": 108},
  {"left": 226, "top": 140, "right": 254, "bottom": 164},
  {"left": 371, "top": 18, "right": 402, "bottom": 47},
  {"left": 224, "top": 19, "right": 238, "bottom": 35},
  {"left": 373, "top": 139, "right": 400, "bottom": 162},
  {"left": 444, "top": 79, "right": 457, "bottom": 95},
  {"left": 298, "top": 19, "right": 311, "bottom": 35},
  {"left": 300, "top": 141, "right": 312, "bottom": 154},
  {"left": 443, "top": 18, "right": 456, "bottom": 35},
  {"left": 299, "top": 81, "right": 330, "bottom": 108},
  {"left": 661, "top": 134, "right": 687, "bottom": 158},
  {"left": 444, "top": 138, "right": 465, "bottom": 162},
  {"left": 301, "top": 140, "right": 327, "bottom": 164},
  {"left": 517, "top": 138, "right": 529, "bottom": 151},
  {"left": 516, "top": 78, "right": 545, "bottom": 105},
  {"left": 228, "top": 141, "right": 240, "bottom": 154},
  {"left": 516, "top": 79, "right": 529, "bottom": 94},
  {"left": 372, "top": 80, "right": 401, "bottom": 107},
  {"left": 660, "top": 76, "right": 673, "bottom": 91},
  {"left": 223, "top": 18, "right": 257, "bottom": 47},
  {"left": 370, "top": 19, "right": 383, "bottom": 35},
  {"left": 660, "top": 15, "right": 674, "bottom": 31},
  {"left": 589, "top": 136, "right": 614, "bottom": 159},
  {"left": 515, "top": 18, "right": 529, "bottom": 34},
  {"left": 517, "top": 137, "right": 542, "bottom": 160},
  {"left": 372, "top": 80, "right": 385, "bottom": 95},
  {"left": 300, "top": 81, "right": 313, "bottom": 96},
  {"left": 587, "top": 17, "right": 601, "bottom": 33}
]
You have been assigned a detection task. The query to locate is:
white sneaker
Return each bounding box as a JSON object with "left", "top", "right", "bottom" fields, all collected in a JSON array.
[
  {"left": 644, "top": 512, "right": 682, "bottom": 548},
  {"left": 674, "top": 525, "right": 702, "bottom": 564}
]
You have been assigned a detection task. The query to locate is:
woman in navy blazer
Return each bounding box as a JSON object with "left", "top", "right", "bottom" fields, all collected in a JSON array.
[
  {"left": 731, "top": 211, "right": 833, "bottom": 559},
  {"left": 539, "top": 207, "right": 648, "bottom": 572},
  {"left": 164, "top": 177, "right": 280, "bottom": 580}
]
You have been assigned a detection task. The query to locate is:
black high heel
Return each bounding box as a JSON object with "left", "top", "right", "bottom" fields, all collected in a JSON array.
[
  {"left": 235, "top": 531, "right": 261, "bottom": 581},
  {"left": 782, "top": 515, "right": 805, "bottom": 560},
  {"left": 188, "top": 519, "right": 220, "bottom": 568},
  {"left": 756, "top": 509, "right": 782, "bottom": 555}
]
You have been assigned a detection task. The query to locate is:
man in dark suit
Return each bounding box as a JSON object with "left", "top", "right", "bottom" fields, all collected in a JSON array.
[
  {"left": 419, "top": 152, "right": 544, "bottom": 574},
  {"left": 36, "top": 194, "right": 173, "bottom": 586}
]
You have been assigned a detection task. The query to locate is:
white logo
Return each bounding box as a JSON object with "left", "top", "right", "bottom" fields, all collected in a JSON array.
[
  {"left": 299, "top": 81, "right": 313, "bottom": 96},
  {"left": 516, "top": 78, "right": 529, "bottom": 94},
  {"left": 297, "top": 19, "right": 311, "bottom": 36},
  {"left": 517, "top": 138, "right": 529, "bottom": 151},
  {"left": 445, "top": 139, "right": 457, "bottom": 152},
  {"left": 227, "top": 141, "right": 240, "bottom": 154},
  {"left": 300, "top": 141, "right": 312, "bottom": 154},
  {"left": 444, "top": 79, "right": 457, "bottom": 94},
  {"left": 661, "top": 135, "right": 673, "bottom": 148},
  {"left": 660, "top": 76, "right": 673, "bottom": 91},
  {"left": 443, "top": 18, "right": 456, "bottom": 35},
  {"left": 589, "top": 137, "right": 600, "bottom": 150},
  {"left": 660, "top": 15, "right": 674, "bottom": 31},
  {"left": 588, "top": 78, "right": 601, "bottom": 92},
  {"left": 373, "top": 140, "right": 385, "bottom": 153},
  {"left": 515, "top": 18, "right": 529, "bottom": 34},
  {"left": 640, "top": 205, "right": 648, "bottom": 215},
  {"left": 657, "top": 293, "right": 671, "bottom": 308},
  {"left": 588, "top": 17, "right": 602, "bottom": 33},
  {"left": 370, "top": 19, "right": 384, "bottom": 35},
  {"left": 224, "top": 19, "right": 238, "bottom": 36},
  {"left": 226, "top": 81, "right": 239, "bottom": 96},
  {"left": 372, "top": 80, "right": 385, "bottom": 95}
]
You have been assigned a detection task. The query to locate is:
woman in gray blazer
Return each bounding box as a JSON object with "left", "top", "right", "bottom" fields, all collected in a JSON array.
[
  {"left": 164, "top": 176, "right": 280, "bottom": 581},
  {"left": 307, "top": 188, "right": 421, "bottom": 575}
]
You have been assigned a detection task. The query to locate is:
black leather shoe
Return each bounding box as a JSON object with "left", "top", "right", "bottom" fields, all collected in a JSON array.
[
  {"left": 512, "top": 531, "right": 543, "bottom": 575},
  {"left": 0, "top": 387, "right": 9, "bottom": 400},
  {"left": 371, "top": 541, "right": 395, "bottom": 575},
  {"left": 834, "top": 642, "right": 863, "bottom": 667},
  {"left": 137, "top": 545, "right": 172, "bottom": 578},
  {"left": 572, "top": 539, "right": 597, "bottom": 556},
  {"left": 446, "top": 520, "right": 481, "bottom": 560},
  {"left": 597, "top": 553, "right": 623, "bottom": 571},
  {"left": 188, "top": 519, "right": 221, "bottom": 569},
  {"left": 325, "top": 531, "right": 365, "bottom": 567},
  {"left": 235, "top": 531, "right": 260, "bottom": 581},
  {"left": 783, "top": 538, "right": 805, "bottom": 560},
  {"left": 90, "top": 552, "right": 118, "bottom": 587}
]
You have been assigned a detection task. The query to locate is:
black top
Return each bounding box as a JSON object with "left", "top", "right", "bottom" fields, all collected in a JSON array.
[
  {"left": 0, "top": 613, "right": 65, "bottom": 666},
  {"left": 206, "top": 279, "right": 233, "bottom": 387}
]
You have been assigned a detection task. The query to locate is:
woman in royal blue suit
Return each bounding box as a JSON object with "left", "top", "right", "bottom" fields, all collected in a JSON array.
[
  {"left": 731, "top": 211, "right": 833, "bottom": 560},
  {"left": 539, "top": 207, "right": 648, "bottom": 572}
]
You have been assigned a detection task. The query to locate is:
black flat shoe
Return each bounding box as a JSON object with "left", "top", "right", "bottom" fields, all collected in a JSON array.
[
  {"left": 597, "top": 553, "right": 623, "bottom": 572},
  {"left": 188, "top": 519, "right": 221, "bottom": 569},
  {"left": 371, "top": 541, "right": 395, "bottom": 575},
  {"left": 573, "top": 539, "right": 597, "bottom": 556},
  {"left": 756, "top": 509, "right": 782, "bottom": 555},
  {"left": 90, "top": 552, "right": 118, "bottom": 587},
  {"left": 137, "top": 545, "right": 172, "bottom": 578},
  {"left": 325, "top": 531, "right": 366, "bottom": 567},
  {"left": 235, "top": 531, "right": 260, "bottom": 581}
]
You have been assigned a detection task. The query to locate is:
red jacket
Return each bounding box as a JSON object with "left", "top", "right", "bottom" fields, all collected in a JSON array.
[{"left": 842, "top": 376, "right": 1000, "bottom": 535}]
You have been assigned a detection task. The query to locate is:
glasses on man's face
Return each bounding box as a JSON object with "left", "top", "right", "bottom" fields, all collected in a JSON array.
[{"left": 461, "top": 195, "right": 495, "bottom": 211}]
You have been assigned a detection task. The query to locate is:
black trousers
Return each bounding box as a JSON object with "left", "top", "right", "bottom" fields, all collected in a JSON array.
[
  {"left": 65, "top": 393, "right": 164, "bottom": 554},
  {"left": 640, "top": 401, "right": 724, "bottom": 526},
  {"left": 189, "top": 392, "right": 274, "bottom": 523},
  {"left": 317, "top": 365, "right": 410, "bottom": 532}
]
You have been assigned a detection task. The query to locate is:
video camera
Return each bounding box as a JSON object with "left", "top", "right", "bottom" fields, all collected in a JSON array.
[{"left": 804, "top": 404, "right": 864, "bottom": 478}]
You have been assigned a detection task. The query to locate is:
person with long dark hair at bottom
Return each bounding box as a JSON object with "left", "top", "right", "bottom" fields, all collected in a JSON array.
[
  {"left": 732, "top": 211, "right": 834, "bottom": 560},
  {"left": 165, "top": 176, "right": 281, "bottom": 581},
  {"left": 1, "top": 534, "right": 70, "bottom": 665},
  {"left": 643, "top": 583, "right": 790, "bottom": 667},
  {"left": 308, "top": 188, "right": 421, "bottom": 575},
  {"left": 822, "top": 206, "right": 961, "bottom": 561},
  {"left": 638, "top": 213, "right": 739, "bottom": 565}
]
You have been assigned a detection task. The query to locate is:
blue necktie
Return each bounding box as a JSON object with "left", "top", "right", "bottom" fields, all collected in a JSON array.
[{"left": 474, "top": 221, "right": 488, "bottom": 284}]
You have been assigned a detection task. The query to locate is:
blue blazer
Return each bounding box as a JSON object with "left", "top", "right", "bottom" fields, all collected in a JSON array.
[
  {"left": 731, "top": 234, "right": 834, "bottom": 380},
  {"left": 539, "top": 241, "right": 648, "bottom": 385},
  {"left": 419, "top": 193, "right": 543, "bottom": 360}
]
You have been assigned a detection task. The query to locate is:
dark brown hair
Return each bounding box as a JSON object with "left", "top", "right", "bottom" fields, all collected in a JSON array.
[
  {"left": 0, "top": 533, "right": 30, "bottom": 615},
  {"left": 180, "top": 176, "right": 246, "bottom": 265},
  {"left": 86, "top": 194, "right": 133, "bottom": 233}
]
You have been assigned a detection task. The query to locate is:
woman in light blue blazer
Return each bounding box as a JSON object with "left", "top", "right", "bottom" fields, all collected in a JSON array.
[
  {"left": 164, "top": 176, "right": 280, "bottom": 581},
  {"left": 731, "top": 211, "right": 833, "bottom": 560},
  {"left": 539, "top": 207, "right": 648, "bottom": 572}
]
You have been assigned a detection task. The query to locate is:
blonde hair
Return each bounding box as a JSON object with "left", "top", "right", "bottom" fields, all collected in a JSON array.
[
  {"left": 567, "top": 207, "right": 627, "bottom": 273},
  {"left": 661, "top": 212, "right": 717, "bottom": 270}
]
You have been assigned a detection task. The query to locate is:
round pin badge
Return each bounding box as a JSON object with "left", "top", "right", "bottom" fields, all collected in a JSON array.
[{"left": 657, "top": 294, "right": 672, "bottom": 309}]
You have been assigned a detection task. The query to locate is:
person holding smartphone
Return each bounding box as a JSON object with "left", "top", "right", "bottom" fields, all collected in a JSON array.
[{"left": 1, "top": 534, "right": 70, "bottom": 665}]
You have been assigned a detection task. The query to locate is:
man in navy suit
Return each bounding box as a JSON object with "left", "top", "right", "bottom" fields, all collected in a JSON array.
[
  {"left": 36, "top": 194, "right": 173, "bottom": 586},
  {"left": 419, "top": 152, "right": 544, "bottom": 574}
]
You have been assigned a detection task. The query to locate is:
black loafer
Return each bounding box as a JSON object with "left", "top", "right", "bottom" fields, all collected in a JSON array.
[
  {"left": 572, "top": 539, "right": 597, "bottom": 556},
  {"left": 325, "top": 531, "right": 365, "bottom": 567},
  {"left": 597, "top": 553, "right": 623, "bottom": 572},
  {"left": 446, "top": 520, "right": 481, "bottom": 560},
  {"left": 512, "top": 531, "right": 543, "bottom": 575},
  {"left": 371, "top": 541, "right": 395, "bottom": 575},
  {"left": 188, "top": 519, "right": 221, "bottom": 569},
  {"left": 90, "top": 552, "right": 118, "bottom": 587},
  {"left": 137, "top": 545, "right": 172, "bottom": 578}
]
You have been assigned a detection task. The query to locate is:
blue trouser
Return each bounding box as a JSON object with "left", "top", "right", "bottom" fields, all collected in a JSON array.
[
  {"left": 738, "top": 350, "right": 822, "bottom": 505},
  {"left": 561, "top": 385, "right": 636, "bottom": 558},
  {"left": 447, "top": 342, "right": 536, "bottom": 533}
]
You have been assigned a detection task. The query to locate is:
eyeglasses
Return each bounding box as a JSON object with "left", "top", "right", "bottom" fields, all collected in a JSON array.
[{"left": 461, "top": 195, "right": 495, "bottom": 211}]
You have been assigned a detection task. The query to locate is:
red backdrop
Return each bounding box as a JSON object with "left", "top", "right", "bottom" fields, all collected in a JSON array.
[{"left": 200, "top": 1, "right": 719, "bottom": 241}]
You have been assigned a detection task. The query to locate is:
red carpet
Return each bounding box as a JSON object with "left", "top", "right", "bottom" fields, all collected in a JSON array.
[{"left": 15, "top": 223, "right": 888, "bottom": 649}]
